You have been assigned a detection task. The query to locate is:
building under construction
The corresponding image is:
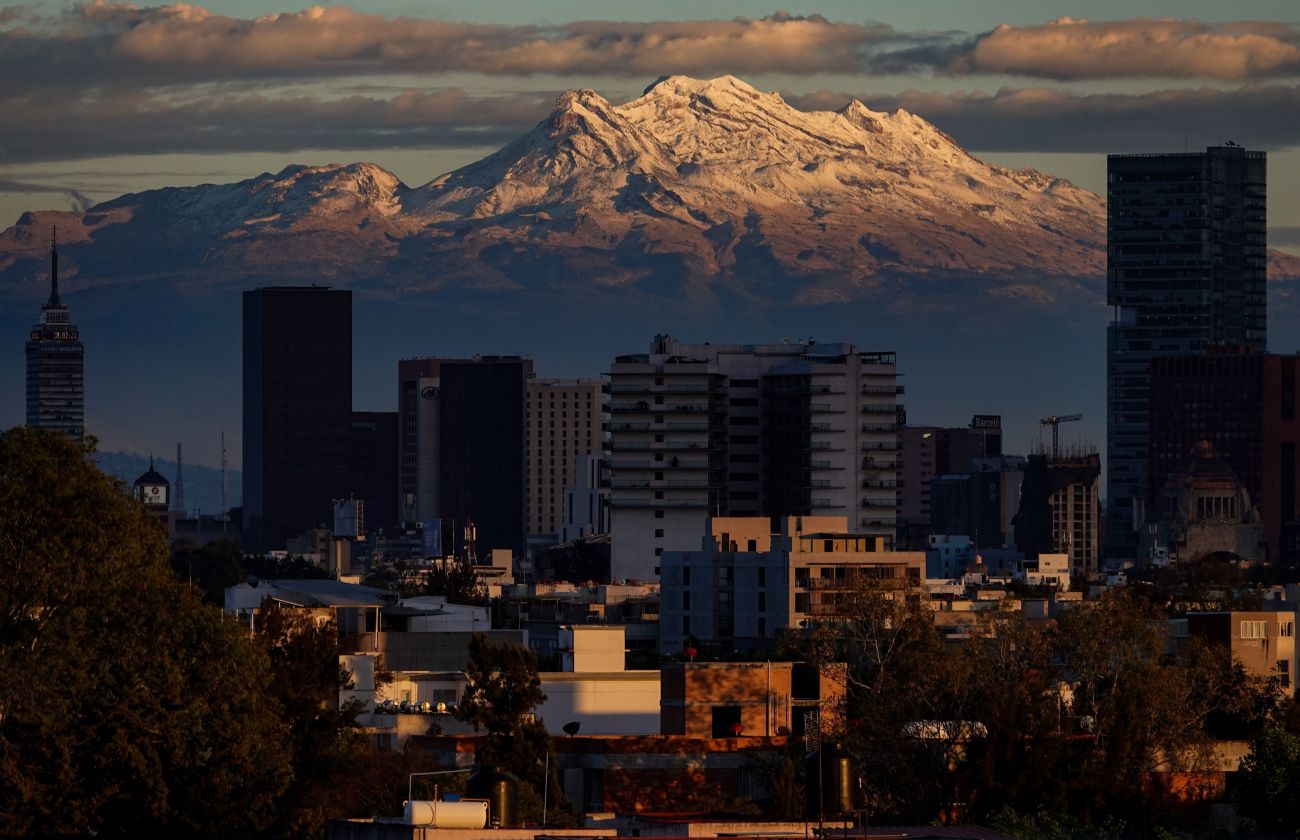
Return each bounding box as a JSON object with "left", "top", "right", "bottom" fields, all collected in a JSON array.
[{"left": 1014, "top": 447, "right": 1102, "bottom": 576}]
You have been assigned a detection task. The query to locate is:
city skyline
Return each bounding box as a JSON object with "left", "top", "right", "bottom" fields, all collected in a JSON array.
[{"left": 5, "top": 2, "right": 1300, "bottom": 476}]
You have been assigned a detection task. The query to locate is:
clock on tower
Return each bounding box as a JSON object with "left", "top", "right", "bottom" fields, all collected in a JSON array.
[{"left": 133, "top": 459, "right": 171, "bottom": 511}]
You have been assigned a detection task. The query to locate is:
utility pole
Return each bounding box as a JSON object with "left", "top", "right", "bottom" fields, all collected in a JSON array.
[
  {"left": 220, "top": 431, "right": 228, "bottom": 534},
  {"left": 174, "top": 442, "right": 186, "bottom": 515}
]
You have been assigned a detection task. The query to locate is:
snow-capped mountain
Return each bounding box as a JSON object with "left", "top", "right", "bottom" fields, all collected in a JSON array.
[
  {"left": 2, "top": 75, "right": 1296, "bottom": 308},
  {"left": 0, "top": 75, "right": 1114, "bottom": 305}
]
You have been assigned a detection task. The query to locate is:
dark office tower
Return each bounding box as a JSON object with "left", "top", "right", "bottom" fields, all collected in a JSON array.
[
  {"left": 1107, "top": 146, "right": 1267, "bottom": 557},
  {"left": 351, "top": 411, "right": 399, "bottom": 533},
  {"left": 26, "top": 232, "right": 84, "bottom": 439},
  {"left": 242, "top": 287, "right": 352, "bottom": 553},
  {"left": 1148, "top": 350, "right": 1300, "bottom": 567},
  {"left": 398, "top": 356, "right": 531, "bottom": 559}
]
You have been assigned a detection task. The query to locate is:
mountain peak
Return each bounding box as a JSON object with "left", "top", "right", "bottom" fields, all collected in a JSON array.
[{"left": 642, "top": 74, "right": 763, "bottom": 98}]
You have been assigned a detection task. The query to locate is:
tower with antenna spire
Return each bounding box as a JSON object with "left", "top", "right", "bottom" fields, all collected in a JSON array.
[
  {"left": 174, "top": 442, "right": 186, "bottom": 515},
  {"left": 25, "top": 228, "right": 84, "bottom": 439}
]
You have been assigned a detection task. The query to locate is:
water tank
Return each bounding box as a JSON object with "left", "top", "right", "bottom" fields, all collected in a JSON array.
[
  {"left": 403, "top": 799, "right": 488, "bottom": 829},
  {"left": 805, "top": 743, "right": 860, "bottom": 819},
  {"left": 466, "top": 767, "right": 519, "bottom": 828}
]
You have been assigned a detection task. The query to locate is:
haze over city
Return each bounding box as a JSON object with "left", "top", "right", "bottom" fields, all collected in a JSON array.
[{"left": 4, "top": 0, "right": 1300, "bottom": 473}]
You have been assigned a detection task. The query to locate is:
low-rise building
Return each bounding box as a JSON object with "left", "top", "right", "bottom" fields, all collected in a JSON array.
[
  {"left": 660, "top": 661, "right": 846, "bottom": 739},
  {"left": 1187, "top": 610, "right": 1298, "bottom": 693},
  {"left": 658, "top": 516, "right": 925, "bottom": 653}
]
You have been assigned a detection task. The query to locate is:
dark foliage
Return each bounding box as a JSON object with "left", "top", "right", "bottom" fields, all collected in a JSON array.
[{"left": 0, "top": 428, "right": 291, "bottom": 837}]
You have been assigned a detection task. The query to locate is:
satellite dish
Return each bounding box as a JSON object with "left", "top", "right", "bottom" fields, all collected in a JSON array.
[{"left": 562, "top": 721, "right": 581, "bottom": 736}]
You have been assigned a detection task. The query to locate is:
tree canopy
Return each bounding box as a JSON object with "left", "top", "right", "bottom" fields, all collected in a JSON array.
[{"left": 0, "top": 428, "right": 290, "bottom": 837}]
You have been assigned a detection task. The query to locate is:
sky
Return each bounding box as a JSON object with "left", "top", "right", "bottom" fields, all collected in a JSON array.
[{"left": 4, "top": 1, "right": 1300, "bottom": 472}]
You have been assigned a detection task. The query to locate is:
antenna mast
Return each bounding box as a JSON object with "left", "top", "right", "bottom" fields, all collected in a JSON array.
[
  {"left": 220, "top": 431, "right": 228, "bottom": 535},
  {"left": 175, "top": 442, "right": 186, "bottom": 515}
]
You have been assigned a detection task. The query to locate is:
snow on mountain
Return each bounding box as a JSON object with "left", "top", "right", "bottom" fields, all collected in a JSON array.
[{"left": 9, "top": 74, "right": 1276, "bottom": 310}]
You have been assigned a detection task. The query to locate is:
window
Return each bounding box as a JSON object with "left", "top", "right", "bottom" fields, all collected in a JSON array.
[
  {"left": 757, "top": 567, "right": 766, "bottom": 586},
  {"left": 1241, "top": 620, "right": 1267, "bottom": 640},
  {"left": 655, "top": 509, "right": 664, "bottom": 519},
  {"left": 711, "top": 705, "right": 742, "bottom": 738},
  {"left": 1282, "top": 621, "right": 1295, "bottom": 639},
  {"left": 757, "top": 592, "right": 767, "bottom": 612},
  {"left": 683, "top": 591, "right": 691, "bottom": 609},
  {"left": 655, "top": 528, "right": 664, "bottom": 538},
  {"left": 682, "top": 566, "right": 690, "bottom": 585},
  {"left": 1279, "top": 659, "right": 1291, "bottom": 689},
  {"left": 747, "top": 539, "right": 758, "bottom": 552}
]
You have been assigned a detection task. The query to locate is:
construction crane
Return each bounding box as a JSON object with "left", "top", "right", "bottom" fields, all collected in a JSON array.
[{"left": 1040, "top": 413, "right": 1082, "bottom": 459}]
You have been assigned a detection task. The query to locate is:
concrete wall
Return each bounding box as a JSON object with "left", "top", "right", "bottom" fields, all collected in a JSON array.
[{"left": 537, "top": 672, "right": 661, "bottom": 736}]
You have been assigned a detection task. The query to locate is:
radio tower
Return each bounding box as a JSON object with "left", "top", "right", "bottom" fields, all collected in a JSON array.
[
  {"left": 220, "top": 431, "right": 228, "bottom": 535},
  {"left": 174, "top": 442, "right": 186, "bottom": 515}
]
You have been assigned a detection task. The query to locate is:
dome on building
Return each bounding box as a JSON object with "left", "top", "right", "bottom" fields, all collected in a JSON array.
[
  {"left": 1178, "top": 440, "right": 1240, "bottom": 487},
  {"left": 134, "top": 458, "right": 170, "bottom": 489}
]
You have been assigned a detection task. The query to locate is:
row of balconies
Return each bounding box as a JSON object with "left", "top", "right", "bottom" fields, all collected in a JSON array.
[
  {"left": 609, "top": 421, "right": 714, "bottom": 432},
  {"left": 609, "top": 401, "right": 725, "bottom": 414},
  {"left": 862, "top": 423, "right": 898, "bottom": 433},
  {"left": 607, "top": 383, "right": 724, "bottom": 395},
  {"left": 606, "top": 498, "right": 711, "bottom": 509},
  {"left": 608, "top": 479, "right": 711, "bottom": 489},
  {"left": 862, "top": 384, "right": 905, "bottom": 395}
]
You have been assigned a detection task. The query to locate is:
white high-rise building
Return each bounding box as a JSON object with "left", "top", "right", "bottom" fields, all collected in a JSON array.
[{"left": 607, "top": 336, "right": 901, "bottom": 581}]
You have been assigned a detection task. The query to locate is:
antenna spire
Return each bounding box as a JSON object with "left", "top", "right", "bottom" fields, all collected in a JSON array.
[{"left": 48, "top": 226, "right": 60, "bottom": 306}]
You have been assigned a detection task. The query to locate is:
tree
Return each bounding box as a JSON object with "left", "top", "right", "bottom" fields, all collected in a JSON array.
[
  {"left": 1235, "top": 726, "right": 1300, "bottom": 835},
  {"left": 0, "top": 428, "right": 291, "bottom": 837},
  {"left": 421, "top": 555, "right": 488, "bottom": 605},
  {"left": 455, "top": 634, "right": 574, "bottom": 823}
]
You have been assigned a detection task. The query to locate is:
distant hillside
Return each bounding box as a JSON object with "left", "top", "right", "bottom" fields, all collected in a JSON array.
[{"left": 96, "top": 451, "right": 241, "bottom": 516}]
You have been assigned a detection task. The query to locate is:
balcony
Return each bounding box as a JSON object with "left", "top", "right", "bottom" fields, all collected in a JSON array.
[
  {"left": 861, "top": 423, "right": 897, "bottom": 433},
  {"left": 610, "top": 441, "right": 713, "bottom": 452},
  {"left": 862, "top": 443, "right": 894, "bottom": 452},
  {"left": 862, "top": 499, "right": 896, "bottom": 508},
  {"left": 860, "top": 405, "right": 897, "bottom": 415},
  {"left": 862, "top": 385, "right": 904, "bottom": 395},
  {"left": 607, "top": 498, "right": 710, "bottom": 509},
  {"left": 862, "top": 480, "right": 898, "bottom": 489},
  {"left": 610, "top": 422, "right": 651, "bottom": 431},
  {"left": 862, "top": 460, "right": 899, "bottom": 469},
  {"left": 608, "top": 383, "right": 722, "bottom": 395}
]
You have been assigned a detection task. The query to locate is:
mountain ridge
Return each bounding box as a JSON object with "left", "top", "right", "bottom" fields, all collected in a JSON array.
[{"left": 3, "top": 74, "right": 1297, "bottom": 307}]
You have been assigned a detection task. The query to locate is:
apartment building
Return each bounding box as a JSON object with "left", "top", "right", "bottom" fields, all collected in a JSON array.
[
  {"left": 607, "top": 336, "right": 902, "bottom": 581},
  {"left": 658, "top": 516, "right": 925, "bottom": 653},
  {"left": 1187, "top": 610, "right": 1297, "bottom": 693},
  {"left": 526, "top": 378, "right": 605, "bottom": 541}
]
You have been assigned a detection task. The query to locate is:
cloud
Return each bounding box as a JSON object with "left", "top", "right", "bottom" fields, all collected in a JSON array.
[
  {"left": 948, "top": 18, "right": 1300, "bottom": 81},
  {"left": 0, "top": 4, "right": 895, "bottom": 87},
  {"left": 0, "top": 177, "right": 93, "bottom": 210},
  {"left": 787, "top": 84, "right": 1300, "bottom": 153},
  {"left": 0, "top": 87, "right": 554, "bottom": 163},
  {"left": 4, "top": 5, "right": 1298, "bottom": 90}
]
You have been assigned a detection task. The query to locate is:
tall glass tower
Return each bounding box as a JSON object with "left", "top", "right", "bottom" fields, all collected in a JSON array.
[
  {"left": 25, "top": 231, "right": 84, "bottom": 440},
  {"left": 1106, "top": 146, "right": 1267, "bottom": 558}
]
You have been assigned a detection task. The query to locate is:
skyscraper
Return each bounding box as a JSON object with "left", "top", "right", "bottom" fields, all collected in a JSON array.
[
  {"left": 26, "top": 232, "right": 84, "bottom": 439},
  {"left": 606, "top": 336, "right": 901, "bottom": 581},
  {"left": 1106, "top": 146, "right": 1267, "bottom": 557},
  {"left": 526, "top": 378, "right": 605, "bottom": 541},
  {"left": 397, "top": 356, "right": 531, "bottom": 559},
  {"left": 242, "top": 287, "right": 352, "bottom": 553}
]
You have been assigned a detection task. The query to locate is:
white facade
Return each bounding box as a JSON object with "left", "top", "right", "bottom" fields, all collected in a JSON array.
[
  {"left": 607, "top": 337, "right": 900, "bottom": 582},
  {"left": 561, "top": 454, "right": 609, "bottom": 542}
]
